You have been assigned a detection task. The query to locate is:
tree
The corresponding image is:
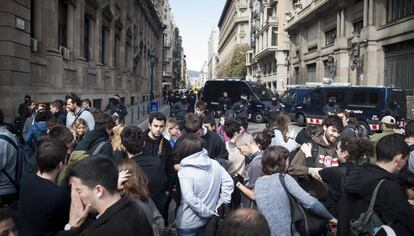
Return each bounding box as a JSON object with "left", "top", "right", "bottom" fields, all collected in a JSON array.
[{"left": 218, "top": 44, "right": 248, "bottom": 79}]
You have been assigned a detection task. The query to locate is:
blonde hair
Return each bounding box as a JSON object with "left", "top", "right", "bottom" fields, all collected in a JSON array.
[
  {"left": 71, "top": 118, "right": 87, "bottom": 138},
  {"left": 117, "top": 158, "right": 150, "bottom": 201},
  {"left": 164, "top": 119, "right": 178, "bottom": 139},
  {"left": 111, "top": 125, "right": 125, "bottom": 151}
]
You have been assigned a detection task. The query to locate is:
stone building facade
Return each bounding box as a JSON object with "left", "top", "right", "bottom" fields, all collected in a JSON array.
[
  {"left": 161, "top": 0, "right": 175, "bottom": 91},
  {"left": 246, "top": 0, "right": 289, "bottom": 93},
  {"left": 217, "top": 0, "right": 251, "bottom": 77},
  {"left": 285, "top": 0, "right": 414, "bottom": 94},
  {"left": 207, "top": 27, "right": 219, "bottom": 81},
  {"left": 0, "top": 0, "right": 164, "bottom": 123}
]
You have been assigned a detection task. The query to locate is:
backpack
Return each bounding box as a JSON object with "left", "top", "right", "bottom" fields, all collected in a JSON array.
[
  {"left": 0, "top": 134, "right": 33, "bottom": 192},
  {"left": 133, "top": 198, "right": 165, "bottom": 236},
  {"left": 288, "top": 141, "right": 319, "bottom": 167},
  {"left": 349, "top": 179, "right": 385, "bottom": 236}
]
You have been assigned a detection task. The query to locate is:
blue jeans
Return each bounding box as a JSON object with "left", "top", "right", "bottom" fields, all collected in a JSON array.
[{"left": 177, "top": 225, "right": 206, "bottom": 236}]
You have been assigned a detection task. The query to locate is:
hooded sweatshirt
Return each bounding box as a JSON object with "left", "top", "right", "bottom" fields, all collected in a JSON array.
[
  {"left": 288, "top": 135, "right": 337, "bottom": 199},
  {"left": 75, "top": 129, "right": 113, "bottom": 158},
  {"left": 176, "top": 149, "right": 234, "bottom": 230},
  {"left": 338, "top": 163, "right": 414, "bottom": 236}
]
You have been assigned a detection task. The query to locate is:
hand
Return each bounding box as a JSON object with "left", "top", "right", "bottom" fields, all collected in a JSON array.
[
  {"left": 69, "top": 184, "right": 91, "bottom": 228},
  {"left": 117, "top": 170, "right": 131, "bottom": 190},
  {"left": 300, "top": 143, "right": 312, "bottom": 157},
  {"left": 308, "top": 168, "right": 323, "bottom": 181},
  {"left": 408, "top": 199, "right": 414, "bottom": 207}
]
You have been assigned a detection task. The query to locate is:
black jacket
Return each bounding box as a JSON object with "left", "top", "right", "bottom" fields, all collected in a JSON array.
[
  {"left": 232, "top": 99, "right": 248, "bottom": 119},
  {"left": 143, "top": 132, "right": 174, "bottom": 191},
  {"left": 57, "top": 197, "right": 153, "bottom": 236},
  {"left": 338, "top": 163, "right": 414, "bottom": 236},
  {"left": 54, "top": 111, "right": 67, "bottom": 125},
  {"left": 218, "top": 96, "right": 232, "bottom": 112},
  {"left": 75, "top": 130, "right": 113, "bottom": 158},
  {"left": 132, "top": 154, "right": 167, "bottom": 213},
  {"left": 172, "top": 101, "right": 189, "bottom": 120}
]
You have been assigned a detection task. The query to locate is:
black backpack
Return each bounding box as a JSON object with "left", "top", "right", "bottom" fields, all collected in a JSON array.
[{"left": 0, "top": 135, "right": 33, "bottom": 193}]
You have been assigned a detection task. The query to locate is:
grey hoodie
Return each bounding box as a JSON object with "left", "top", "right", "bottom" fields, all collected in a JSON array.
[{"left": 176, "top": 149, "right": 234, "bottom": 230}]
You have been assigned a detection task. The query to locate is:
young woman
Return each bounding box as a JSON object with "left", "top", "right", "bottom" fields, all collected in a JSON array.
[
  {"left": 317, "top": 137, "right": 374, "bottom": 216},
  {"left": 163, "top": 119, "right": 180, "bottom": 148},
  {"left": 112, "top": 124, "right": 126, "bottom": 159},
  {"left": 24, "top": 109, "right": 52, "bottom": 145},
  {"left": 71, "top": 118, "right": 87, "bottom": 142},
  {"left": 174, "top": 134, "right": 233, "bottom": 235},
  {"left": 269, "top": 112, "right": 299, "bottom": 152},
  {"left": 116, "top": 158, "right": 165, "bottom": 232},
  {"left": 253, "top": 146, "right": 335, "bottom": 236}
]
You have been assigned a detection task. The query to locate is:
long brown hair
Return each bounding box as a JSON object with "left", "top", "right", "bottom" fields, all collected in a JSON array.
[
  {"left": 116, "top": 158, "right": 150, "bottom": 202},
  {"left": 269, "top": 112, "right": 291, "bottom": 141}
]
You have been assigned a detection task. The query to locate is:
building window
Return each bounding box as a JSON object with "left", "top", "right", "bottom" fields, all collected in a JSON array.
[
  {"left": 325, "top": 28, "right": 336, "bottom": 46},
  {"left": 271, "top": 27, "right": 278, "bottom": 46},
  {"left": 353, "top": 20, "right": 363, "bottom": 34},
  {"left": 387, "top": 0, "right": 414, "bottom": 23},
  {"left": 307, "top": 63, "right": 316, "bottom": 82},
  {"left": 307, "top": 22, "right": 318, "bottom": 51},
  {"left": 58, "top": 0, "right": 67, "bottom": 47},
  {"left": 84, "top": 17, "right": 90, "bottom": 61}
]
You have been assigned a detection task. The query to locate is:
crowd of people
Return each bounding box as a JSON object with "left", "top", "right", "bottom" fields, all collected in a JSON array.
[{"left": 0, "top": 92, "right": 413, "bottom": 236}]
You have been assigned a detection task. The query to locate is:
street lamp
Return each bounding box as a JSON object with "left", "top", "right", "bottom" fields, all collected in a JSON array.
[{"left": 149, "top": 50, "right": 156, "bottom": 101}]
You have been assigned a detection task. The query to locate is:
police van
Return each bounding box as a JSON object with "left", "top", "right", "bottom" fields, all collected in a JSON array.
[
  {"left": 279, "top": 84, "right": 407, "bottom": 131},
  {"left": 201, "top": 80, "right": 273, "bottom": 123}
]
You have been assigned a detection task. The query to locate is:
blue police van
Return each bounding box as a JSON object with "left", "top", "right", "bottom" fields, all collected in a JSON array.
[
  {"left": 279, "top": 84, "right": 407, "bottom": 130},
  {"left": 201, "top": 80, "right": 273, "bottom": 123}
]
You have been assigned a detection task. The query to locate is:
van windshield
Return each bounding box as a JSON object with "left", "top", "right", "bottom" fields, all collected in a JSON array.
[{"left": 251, "top": 84, "right": 273, "bottom": 100}]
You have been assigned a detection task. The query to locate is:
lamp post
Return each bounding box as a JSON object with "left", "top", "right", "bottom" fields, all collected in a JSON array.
[{"left": 149, "top": 50, "right": 156, "bottom": 101}]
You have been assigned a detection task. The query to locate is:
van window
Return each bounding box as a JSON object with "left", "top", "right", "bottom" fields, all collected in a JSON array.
[
  {"left": 280, "top": 91, "right": 296, "bottom": 105},
  {"left": 326, "top": 91, "right": 346, "bottom": 105},
  {"left": 309, "top": 90, "right": 322, "bottom": 106},
  {"left": 350, "top": 91, "right": 379, "bottom": 106},
  {"left": 251, "top": 84, "right": 272, "bottom": 100}
]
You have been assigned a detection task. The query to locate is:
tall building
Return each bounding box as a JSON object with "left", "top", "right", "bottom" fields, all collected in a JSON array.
[
  {"left": 246, "top": 0, "right": 289, "bottom": 92},
  {"left": 207, "top": 27, "right": 219, "bottom": 80},
  {"left": 0, "top": 0, "right": 164, "bottom": 123},
  {"left": 173, "top": 28, "right": 184, "bottom": 89},
  {"left": 285, "top": 0, "right": 414, "bottom": 95},
  {"left": 218, "top": 0, "right": 251, "bottom": 78},
  {"left": 161, "top": 0, "right": 176, "bottom": 92}
]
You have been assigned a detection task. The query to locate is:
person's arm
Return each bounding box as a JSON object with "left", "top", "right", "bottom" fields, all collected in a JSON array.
[
  {"left": 287, "top": 149, "right": 309, "bottom": 178},
  {"left": 215, "top": 166, "right": 234, "bottom": 208},
  {"left": 178, "top": 171, "right": 214, "bottom": 218},
  {"left": 284, "top": 174, "right": 333, "bottom": 220},
  {"left": 236, "top": 182, "right": 255, "bottom": 200},
  {"left": 24, "top": 126, "right": 34, "bottom": 144}
]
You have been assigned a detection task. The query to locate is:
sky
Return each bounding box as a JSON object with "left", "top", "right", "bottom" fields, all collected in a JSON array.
[{"left": 169, "top": 0, "right": 226, "bottom": 71}]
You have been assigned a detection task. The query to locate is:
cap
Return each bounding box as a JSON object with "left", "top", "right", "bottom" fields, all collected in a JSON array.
[{"left": 381, "top": 115, "right": 396, "bottom": 125}]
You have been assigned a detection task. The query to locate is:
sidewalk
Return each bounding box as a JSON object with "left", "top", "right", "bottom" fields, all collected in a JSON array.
[{"left": 134, "top": 104, "right": 171, "bottom": 129}]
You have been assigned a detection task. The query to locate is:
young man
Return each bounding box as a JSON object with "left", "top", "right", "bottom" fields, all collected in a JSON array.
[
  {"left": 0, "top": 109, "right": 18, "bottom": 206},
  {"left": 60, "top": 157, "right": 152, "bottom": 235},
  {"left": 0, "top": 208, "right": 18, "bottom": 236},
  {"left": 75, "top": 112, "right": 114, "bottom": 158},
  {"left": 81, "top": 98, "right": 96, "bottom": 114},
  {"left": 218, "top": 208, "right": 270, "bottom": 236},
  {"left": 288, "top": 115, "right": 343, "bottom": 199},
  {"left": 338, "top": 134, "right": 414, "bottom": 236},
  {"left": 172, "top": 95, "right": 189, "bottom": 121},
  {"left": 19, "top": 138, "right": 71, "bottom": 236},
  {"left": 195, "top": 102, "right": 207, "bottom": 120},
  {"left": 176, "top": 113, "right": 228, "bottom": 164},
  {"left": 371, "top": 115, "right": 396, "bottom": 148},
  {"left": 121, "top": 126, "right": 167, "bottom": 216},
  {"left": 235, "top": 132, "right": 262, "bottom": 190},
  {"left": 224, "top": 119, "right": 245, "bottom": 209},
  {"left": 323, "top": 96, "right": 340, "bottom": 115},
  {"left": 65, "top": 93, "right": 95, "bottom": 130},
  {"left": 202, "top": 115, "right": 216, "bottom": 132},
  {"left": 50, "top": 100, "right": 67, "bottom": 125}
]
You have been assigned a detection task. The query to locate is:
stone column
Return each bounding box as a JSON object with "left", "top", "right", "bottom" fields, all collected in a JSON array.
[
  {"left": 340, "top": 9, "right": 345, "bottom": 37},
  {"left": 43, "top": 0, "right": 59, "bottom": 51},
  {"left": 337, "top": 11, "right": 341, "bottom": 36},
  {"left": 368, "top": 0, "right": 374, "bottom": 25},
  {"left": 67, "top": 3, "right": 74, "bottom": 51},
  {"left": 88, "top": 19, "right": 95, "bottom": 61},
  {"left": 363, "top": 0, "right": 368, "bottom": 27},
  {"left": 33, "top": 0, "right": 42, "bottom": 41}
]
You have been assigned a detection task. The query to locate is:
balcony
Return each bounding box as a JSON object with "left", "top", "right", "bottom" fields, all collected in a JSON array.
[
  {"left": 163, "top": 71, "right": 173, "bottom": 77},
  {"left": 163, "top": 40, "right": 171, "bottom": 48}
]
